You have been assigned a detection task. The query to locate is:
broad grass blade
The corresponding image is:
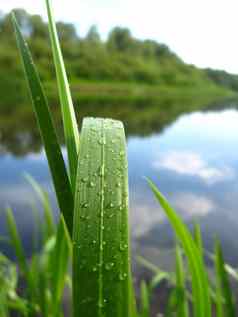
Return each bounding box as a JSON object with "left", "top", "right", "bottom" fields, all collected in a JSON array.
[
  {"left": 73, "top": 118, "right": 135, "bottom": 317},
  {"left": 147, "top": 179, "right": 211, "bottom": 317},
  {"left": 215, "top": 239, "right": 236, "bottom": 317},
  {"left": 12, "top": 14, "right": 73, "bottom": 235},
  {"left": 45, "top": 0, "right": 79, "bottom": 188}
]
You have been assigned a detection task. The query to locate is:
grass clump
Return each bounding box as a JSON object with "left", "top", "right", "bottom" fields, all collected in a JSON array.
[{"left": 0, "top": 0, "right": 236, "bottom": 316}]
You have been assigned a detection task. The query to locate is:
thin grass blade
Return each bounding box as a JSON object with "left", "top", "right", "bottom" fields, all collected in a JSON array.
[
  {"left": 45, "top": 0, "right": 79, "bottom": 188},
  {"left": 175, "top": 244, "right": 189, "bottom": 317},
  {"left": 215, "top": 239, "right": 236, "bottom": 317},
  {"left": 73, "top": 118, "right": 135, "bottom": 317},
  {"left": 5, "top": 207, "right": 28, "bottom": 279},
  {"left": 50, "top": 215, "right": 71, "bottom": 316},
  {"left": 147, "top": 179, "right": 211, "bottom": 317},
  {"left": 140, "top": 281, "right": 150, "bottom": 317},
  {"left": 5, "top": 207, "right": 36, "bottom": 308},
  {"left": 25, "top": 175, "right": 55, "bottom": 239},
  {"left": 193, "top": 223, "right": 203, "bottom": 257},
  {"left": 12, "top": 14, "right": 73, "bottom": 234}
]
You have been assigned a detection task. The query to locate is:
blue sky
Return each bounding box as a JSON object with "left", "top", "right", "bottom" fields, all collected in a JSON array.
[{"left": 1, "top": 0, "right": 238, "bottom": 74}]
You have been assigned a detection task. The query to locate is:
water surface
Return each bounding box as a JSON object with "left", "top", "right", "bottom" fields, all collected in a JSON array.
[{"left": 1, "top": 98, "right": 238, "bottom": 269}]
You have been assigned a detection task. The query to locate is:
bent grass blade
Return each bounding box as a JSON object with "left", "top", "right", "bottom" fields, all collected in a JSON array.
[{"left": 147, "top": 179, "right": 211, "bottom": 317}]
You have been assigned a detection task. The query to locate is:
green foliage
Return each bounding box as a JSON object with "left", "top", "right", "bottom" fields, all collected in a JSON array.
[
  {"left": 147, "top": 179, "right": 211, "bottom": 317},
  {"left": 206, "top": 68, "right": 238, "bottom": 91},
  {"left": 1, "top": 2, "right": 237, "bottom": 317},
  {"left": 139, "top": 281, "right": 150, "bottom": 317},
  {"left": 2, "top": 189, "right": 238, "bottom": 316},
  {"left": 0, "top": 8, "right": 235, "bottom": 107},
  {"left": 215, "top": 239, "right": 236, "bottom": 317},
  {"left": 12, "top": 2, "right": 136, "bottom": 316},
  {"left": 174, "top": 245, "right": 189, "bottom": 317},
  {"left": 3, "top": 197, "right": 71, "bottom": 317}
]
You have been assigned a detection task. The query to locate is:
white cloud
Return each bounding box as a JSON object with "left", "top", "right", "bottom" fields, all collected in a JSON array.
[
  {"left": 172, "top": 192, "right": 215, "bottom": 217},
  {"left": 130, "top": 191, "right": 215, "bottom": 238},
  {"left": 130, "top": 203, "right": 164, "bottom": 238},
  {"left": 153, "top": 151, "right": 234, "bottom": 185},
  {"left": 1, "top": 0, "right": 238, "bottom": 73}
]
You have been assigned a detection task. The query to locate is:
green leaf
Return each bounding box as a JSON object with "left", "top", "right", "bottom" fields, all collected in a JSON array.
[
  {"left": 175, "top": 245, "right": 189, "bottom": 317},
  {"left": 5, "top": 207, "right": 28, "bottom": 279},
  {"left": 193, "top": 223, "right": 203, "bottom": 257},
  {"left": 5, "top": 207, "right": 36, "bottom": 309},
  {"left": 147, "top": 179, "right": 211, "bottom": 317},
  {"left": 215, "top": 239, "right": 236, "bottom": 317},
  {"left": 140, "top": 281, "right": 150, "bottom": 317},
  {"left": 25, "top": 175, "right": 55, "bottom": 240},
  {"left": 137, "top": 256, "right": 160, "bottom": 274},
  {"left": 137, "top": 256, "right": 172, "bottom": 289},
  {"left": 45, "top": 0, "right": 79, "bottom": 189},
  {"left": 73, "top": 118, "right": 135, "bottom": 317},
  {"left": 50, "top": 215, "right": 72, "bottom": 316},
  {"left": 12, "top": 13, "right": 74, "bottom": 235}
]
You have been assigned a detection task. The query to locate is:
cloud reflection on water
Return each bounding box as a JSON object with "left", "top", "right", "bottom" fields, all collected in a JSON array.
[{"left": 153, "top": 150, "right": 235, "bottom": 185}]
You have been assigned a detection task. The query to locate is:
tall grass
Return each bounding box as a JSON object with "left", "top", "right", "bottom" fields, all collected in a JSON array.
[{"left": 0, "top": 0, "right": 235, "bottom": 316}]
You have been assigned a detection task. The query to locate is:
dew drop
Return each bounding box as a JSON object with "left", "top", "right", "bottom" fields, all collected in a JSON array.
[
  {"left": 105, "top": 262, "right": 114, "bottom": 271},
  {"left": 98, "top": 139, "right": 106, "bottom": 145},
  {"left": 119, "top": 272, "right": 127, "bottom": 281},
  {"left": 119, "top": 243, "right": 128, "bottom": 251},
  {"left": 88, "top": 181, "right": 95, "bottom": 188},
  {"left": 108, "top": 202, "right": 114, "bottom": 208}
]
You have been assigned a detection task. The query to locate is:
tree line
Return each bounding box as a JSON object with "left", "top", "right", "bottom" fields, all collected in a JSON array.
[{"left": 0, "top": 9, "right": 237, "bottom": 107}]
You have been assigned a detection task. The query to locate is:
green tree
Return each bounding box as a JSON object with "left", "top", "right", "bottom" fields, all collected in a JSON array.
[
  {"left": 86, "top": 25, "right": 101, "bottom": 44},
  {"left": 107, "top": 27, "right": 133, "bottom": 52}
]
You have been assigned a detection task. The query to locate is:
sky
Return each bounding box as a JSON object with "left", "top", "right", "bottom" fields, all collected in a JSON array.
[{"left": 1, "top": 0, "right": 238, "bottom": 74}]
